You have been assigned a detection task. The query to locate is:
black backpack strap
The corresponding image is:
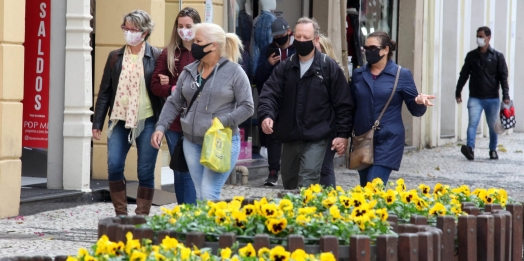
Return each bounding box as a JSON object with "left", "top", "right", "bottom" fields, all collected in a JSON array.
[{"left": 320, "top": 53, "right": 331, "bottom": 90}]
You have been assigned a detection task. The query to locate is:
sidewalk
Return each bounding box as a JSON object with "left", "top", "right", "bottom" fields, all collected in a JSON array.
[{"left": 2, "top": 132, "right": 524, "bottom": 257}]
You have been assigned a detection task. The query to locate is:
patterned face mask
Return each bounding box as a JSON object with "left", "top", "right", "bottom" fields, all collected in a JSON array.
[
  {"left": 178, "top": 28, "right": 195, "bottom": 42},
  {"left": 124, "top": 31, "right": 144, "bottom": 46}
]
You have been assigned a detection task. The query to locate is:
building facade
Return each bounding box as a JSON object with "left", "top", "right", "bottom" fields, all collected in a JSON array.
[{"left": 0, "top": 0, "right": 522, "bottom": 218}]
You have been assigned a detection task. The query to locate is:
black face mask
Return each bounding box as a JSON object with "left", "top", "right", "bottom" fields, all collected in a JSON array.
[
  {"left": 191, "top": 43, "right": 213, "bottom": 60},
  {"left": 365, "top": 49, "right": 384, "bottom": 65},
  {"left": 294, "top": 40, "right": 315, "bottom": 56},
  {"left": 274, "top": 34, "right": 289, "bottom": 46}
]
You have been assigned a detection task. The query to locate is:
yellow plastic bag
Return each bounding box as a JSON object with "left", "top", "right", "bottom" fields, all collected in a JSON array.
[{"left": 200, "top": 118, "right": 232, "bottom": 172}]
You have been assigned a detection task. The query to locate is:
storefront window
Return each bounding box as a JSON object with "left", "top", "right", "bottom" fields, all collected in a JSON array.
[{"left": 359, "top": 0, "right": 398, "bottom": 61}]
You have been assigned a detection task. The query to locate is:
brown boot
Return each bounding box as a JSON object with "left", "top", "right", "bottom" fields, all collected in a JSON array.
[
  {"left": 108, "top": 180, "right": 128, "bottom": 216},
  {"left": 135, "top": 186, "right": 155, "bottom": 216}
]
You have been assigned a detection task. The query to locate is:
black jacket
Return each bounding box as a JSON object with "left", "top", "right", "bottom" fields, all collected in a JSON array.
[
  {"left": 93, "top": 42, "right": 163, "bottom": 130},
  {"left": 258, "top": 49, "right": 355, "bottom": 143},
  {"left": 455, "top": 46, "right": 510, "bottom": 100}
]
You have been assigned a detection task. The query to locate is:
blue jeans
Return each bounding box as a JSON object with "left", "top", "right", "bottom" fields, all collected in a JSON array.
[
  {"left": 184, "top": 133, "right": 241, "bottom": 201},
  {"left": 165, "top": 130, "right": 197, "bottom": 205},
  {"left": 107, "top": 117, "right": 158, "bottom": 188},
  {"left": 358, "top": 165, "right": 393, "bottom": 187},
  {"left": 467, "top": 97, "right": 500, "bottom": 151}
]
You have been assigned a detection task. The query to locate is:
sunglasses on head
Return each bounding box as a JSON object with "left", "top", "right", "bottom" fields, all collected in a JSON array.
[{"left": 363, "top": 45, "right": 384, "bottom": 51}]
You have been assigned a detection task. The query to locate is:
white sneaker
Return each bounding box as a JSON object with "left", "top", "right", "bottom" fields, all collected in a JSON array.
[{"left": 259, "top": 146, "right": 268, "bottom": 159}]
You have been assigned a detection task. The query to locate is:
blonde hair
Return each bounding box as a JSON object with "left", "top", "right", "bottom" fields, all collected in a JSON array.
[
  {"left": 193, "top": 23, "right": 244, "bottom": 63},
  {"left": 166, "top": 7, "right": 201, "bottom": 76},
  {"left": 319, "top": 34, "right": 339, "bottom": 63}
]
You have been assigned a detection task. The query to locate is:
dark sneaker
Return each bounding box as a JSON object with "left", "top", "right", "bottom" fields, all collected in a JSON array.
[
  {"left": 264, "top": 170, "right": 278, "bottom": 186},
  {"left": 489, "top": 150, "right": 499, "bottom": 160},
  {"left": 461, "top": 145, "right": 474, "bottom": 160}
]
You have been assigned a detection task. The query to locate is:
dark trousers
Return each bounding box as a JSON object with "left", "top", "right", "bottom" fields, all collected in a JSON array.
[
  {"left": 320, "top": 144, "right": 336, "bottom": 188},
  {"left": 281, "top": 139, "right": 329, "bottom": 189},
  {"left": 259, "top": 128, "right": 282, "bottom": 172}
]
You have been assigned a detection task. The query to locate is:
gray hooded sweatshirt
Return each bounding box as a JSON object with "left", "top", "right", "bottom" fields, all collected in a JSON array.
[{"left": 155, "top": 57, "right": 254, "bottom": 144}]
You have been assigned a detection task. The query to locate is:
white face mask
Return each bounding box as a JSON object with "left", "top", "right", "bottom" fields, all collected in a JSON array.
[
  {"left": 124, "top": 31, "right": 144, "bottom": 46},
  {"left": 178, "top": 28, "right": 194, "bottom": 42},
  {"left": 477, "top": 37, "right": 486, "bottom": 48}
]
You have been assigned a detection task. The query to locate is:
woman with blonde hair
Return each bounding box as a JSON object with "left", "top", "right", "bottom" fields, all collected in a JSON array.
[
  {"left": 151, "top": 23, "right": 254, "bottom": 201},
  {"left": 318, "top": 34, "right": 340, "bottom": 64},
  {"left": 151, "top": 7, "right": 201, "bottom": 205}
]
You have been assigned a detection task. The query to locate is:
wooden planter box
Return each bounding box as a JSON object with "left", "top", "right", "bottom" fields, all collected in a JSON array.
[{"left": 95, "top": 203, "right": 524, "bottom": 261}]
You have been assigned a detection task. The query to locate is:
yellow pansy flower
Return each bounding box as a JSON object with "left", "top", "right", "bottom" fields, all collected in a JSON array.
[
  {"left": 320, "top": 252, "right": 336, "bottom": 261},
  {"left": 396, "top": 179, "right": 406, "bottom": 192},
  {"left": 290, "top": 249, "right": 309, "bottom": 261},
  {"left": 418, "top": 184, "right": 431, "bottom": 196},
  {"left": 267, "top": 217, "right": 287, "bottom": 234},
  {"left": 232, "top": 209, "right": 247, "bottom": 228},
  {"left": 279, "top": 199, "right": 294, "bottom": 212},
  {"left": 376, "top": 208, "right": 388, "bottom": 221},
  {"left": 262, "top": 203, "right": 280, "bottom": 218},
  {"left": 270, "top": 246, "right": 290, "bottom": 261},
  {"left": 296, "top": 214, "right": 311, "bottom": 226},
  {"left": 383, "top": 189, "right": 397, "bottom": 205},
  {"left": 239, "top": 243, "right": 257, "bottom": 257},
  {"left": 429, "top": 202, "right": 447, "bottom": 216},
  {"left": 243, "top": 204, "right": 256, "bottom": 216},
  {"left": 180, "top": 246, "right": 192, "bottom": 260},
  {"left": 339, "top": 196, "right": 351, "bottom": 208},
  {"left": 350, "top": 193, "right": 366, "bottom": 208},
  {"left": 233, "top": 196, "right": 245, "bottom": 203},
  {"left": 221, "top": 247, "right": 233, "bottom": 259},
  {"left": 161, "top": 236, "right": 179, "bottom": 249},
  {"left": 129, "top": 251, "right": 147, "bottom": 261},
  {"left": 322, "top": 196, "right": 337, "bottom": 208},
  {"left": 258, "top": 247, "right": 271, "bottom": 257}
]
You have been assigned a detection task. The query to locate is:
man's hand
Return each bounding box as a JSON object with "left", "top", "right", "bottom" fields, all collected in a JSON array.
[
  {"left": 268, "top": 53, "right": 280, "bottom": 66},
  {"left": 159, "top": 74, "right": 169, "bottom": 85},
  {"left": 331, "top": 137, "right": 348, "bottom": 156},
  {"left": 456, "top": 97, "right": 462, "bottom": 104},
  {"left": 261, "top": 118, "right": 274, "bottom": 134},
  {"left": 415, "top": 94, "right": 436, "bottom": 106},
  {"left": 150, "top": 130, "right": 164, "bottom": 149},
  {"left": 92, "top": 129, "right": 101, "bottom": 140},
  {"left": 503, "top": 99, "right": 510, "bottom": 104}
]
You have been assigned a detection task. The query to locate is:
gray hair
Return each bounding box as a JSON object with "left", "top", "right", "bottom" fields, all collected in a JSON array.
[
  {"left": 296, "top": 17, "right": 320, "bottom": 38},
  {"left": 121, "top": 10, "right": 155, "bottom": 41}
]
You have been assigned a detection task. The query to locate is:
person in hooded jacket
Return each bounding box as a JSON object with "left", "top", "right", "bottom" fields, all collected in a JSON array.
[
  {"left": 254, "top": 18, "right": 296, "bottom": 187},
  {"left": 351, "top": 31, "right": 435, "bottom": 187},
  {"left": 151, "top": 23, "right": 254, "bottom": 201}
]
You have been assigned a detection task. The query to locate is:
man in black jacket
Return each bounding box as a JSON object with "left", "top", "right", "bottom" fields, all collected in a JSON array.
[
  {"left": 255, "top": 18, "right": 296, "bottom": 187},
  {"left": 258, "top": 17, "right": 354, "bottom": 189},
  {"left": 456, "top": 26, "right": 510, "bottom": 161}
]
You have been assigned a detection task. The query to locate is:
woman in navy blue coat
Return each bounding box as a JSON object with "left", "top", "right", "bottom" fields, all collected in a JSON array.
[{"left": 351, "top": 32, "right": 435, "bottom": 187}]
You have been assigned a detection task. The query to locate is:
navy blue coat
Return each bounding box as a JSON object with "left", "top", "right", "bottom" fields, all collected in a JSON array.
[{"left": 351, "top": 60, "right": 427, "bottom": 171}]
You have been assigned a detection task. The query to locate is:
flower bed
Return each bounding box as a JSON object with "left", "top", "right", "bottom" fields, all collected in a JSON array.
[
  {"left": 94, "top": 179, "right": 523, "bottom": 260},
  {"left": 141, "top": 178, "right": 513, "bottom": 243},
  {"left": 66, "top": 232, "right": 337, "bottom": 261}
]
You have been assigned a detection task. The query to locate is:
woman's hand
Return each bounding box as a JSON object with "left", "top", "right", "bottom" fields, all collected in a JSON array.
[
  {"left": 415, "top": 94, "right": 436, "bottom": 106},
  {"left": 150, "top": 130, "right": 164, "bottom": 149},
  {"left": 92, "top": 129, "right": 101, "bottom": 140},
  {"left": 159, "top": 74, "right": 169, "bottom": 85}
]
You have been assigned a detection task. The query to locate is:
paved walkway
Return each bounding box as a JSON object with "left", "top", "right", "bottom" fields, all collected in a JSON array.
[{"left": 2, "top": 132, "right": 524, "bottom": 257}]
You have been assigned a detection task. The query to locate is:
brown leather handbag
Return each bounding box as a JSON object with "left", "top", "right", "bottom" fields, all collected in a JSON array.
[{"left": 348, "top": 66, "right": 402, "bottom": 170}]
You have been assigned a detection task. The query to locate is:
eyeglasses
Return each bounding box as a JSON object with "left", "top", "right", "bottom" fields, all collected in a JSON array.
[
  {"left": 121, "top": 26, "right": 142, "bottom": 33},
  {"left": 363, "top": 45, "right": 384, "bottom": 51}
]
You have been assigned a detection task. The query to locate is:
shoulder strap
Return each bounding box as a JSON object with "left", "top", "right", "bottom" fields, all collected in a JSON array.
[
  {"left": 320, "top": 54, "right": 331, "bottom": 91},
  {"left": 185, "top": 60, "right": 230, "bottom": 112},
  {"left": 374, "top": 65, "right": 401, "bottom": 129}
]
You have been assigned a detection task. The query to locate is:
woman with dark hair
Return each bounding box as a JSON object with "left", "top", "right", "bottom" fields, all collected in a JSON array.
[
  {"left": 151, "top": 7, "right": 201, "bottom": 205},
  {"left": 92, "top": 10, "right": 162, "bottom": 216},
  {"left": 351, "top": 31, "right": 435, "bottom": 187}
]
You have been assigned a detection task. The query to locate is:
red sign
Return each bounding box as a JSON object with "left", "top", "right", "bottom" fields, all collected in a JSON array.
[{"left": 23, "top": 1, "right": 51, "bottom": 148}]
